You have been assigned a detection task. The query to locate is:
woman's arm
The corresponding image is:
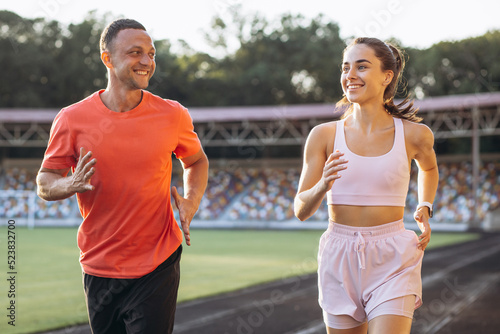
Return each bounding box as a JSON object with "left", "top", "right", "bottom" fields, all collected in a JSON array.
[
  {"left": 407, "top": 122, "right": 439, "bottom": 250},
  {"left": 294, "top": 124, "right": 347, "bottom": 221}
]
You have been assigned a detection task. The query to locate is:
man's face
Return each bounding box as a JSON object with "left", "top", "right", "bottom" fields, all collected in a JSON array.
[{"left": 106, "top": 29, "right": 156, "bottom": 90}]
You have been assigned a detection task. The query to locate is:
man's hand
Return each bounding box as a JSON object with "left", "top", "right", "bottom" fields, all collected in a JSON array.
[
  {"left": 171, "top": 186, "right": 198, "bottom": 246},
  {"left": 70, "top": 147, "right": 97, "bottom": 193},
  {"left": 37, "top": 147, "right": 96, "bottom": 201}
]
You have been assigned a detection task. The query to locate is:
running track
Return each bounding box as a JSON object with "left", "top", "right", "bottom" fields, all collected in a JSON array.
[{"left": 41, "top": 233, "right": 500, "bottom": 334}]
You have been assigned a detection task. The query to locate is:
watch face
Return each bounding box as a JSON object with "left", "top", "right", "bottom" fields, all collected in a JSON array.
[
  {"left": 417, "top": 202, "right": 434, "bottom": 218},
  {"left": 418, "top": 204, "right": 433, "bottom": 218}
]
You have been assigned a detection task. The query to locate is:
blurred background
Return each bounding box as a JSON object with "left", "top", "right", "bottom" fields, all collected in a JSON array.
[{"left": 1, "top": 0, "right": 499, "bottom": 231}]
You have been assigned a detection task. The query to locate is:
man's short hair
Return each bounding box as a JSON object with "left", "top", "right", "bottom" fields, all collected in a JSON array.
[{"left": 100, "top": 19, "right": 146, "bottom": 53}]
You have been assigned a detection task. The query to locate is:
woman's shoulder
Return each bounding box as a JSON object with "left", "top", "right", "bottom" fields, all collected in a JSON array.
[
  {"left": 311, "top": 120, "right": 339, "bottom": 133},
  {"left": 401, "top": 118, "right": 435, "bottom": 146},
  {"left": 306, "top": 120, "right": 339, "bottom": 152},
  {"left": 402, "top": 118, "right": 433, "bottom": 135},
  {"left": 308, "top": 120, "right": 339, "bottom": 141}
]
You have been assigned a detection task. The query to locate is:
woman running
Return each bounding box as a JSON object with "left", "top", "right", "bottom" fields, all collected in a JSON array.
[{"left": 294, "top": 37, "right": 439, "bottom": 334}]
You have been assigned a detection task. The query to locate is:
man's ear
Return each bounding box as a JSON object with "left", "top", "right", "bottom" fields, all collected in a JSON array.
[{"left": 101, "top": 51, "right": 112, "bottom": 69}]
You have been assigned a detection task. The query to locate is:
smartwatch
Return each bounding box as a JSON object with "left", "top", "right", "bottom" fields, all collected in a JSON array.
[{"left": 417, "top": 202, "right": 433, "bottom": 218}]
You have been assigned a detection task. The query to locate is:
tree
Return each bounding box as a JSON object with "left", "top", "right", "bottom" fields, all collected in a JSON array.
[
  {"left": 0, "top": 11, "right": 63, "bottom": 107},
  {"left": 405, "top": 31, "right": 500, "bottom": 98},
  {"left": 201, "top": 10, "right": 346, "bottom": 105},
  {"left": 54, "top": 11, "right": 108, "bottom": 106},
  {"left": 0, "top": 10, "right": 109, "bottom": 108},
  {"left": 1, "top": 10, "right": 498, "bottom": 108}
]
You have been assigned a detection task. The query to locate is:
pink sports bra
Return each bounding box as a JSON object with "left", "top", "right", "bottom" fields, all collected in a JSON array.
[{"left": 326, "top": 117, "right": 410, "bottom": 207}]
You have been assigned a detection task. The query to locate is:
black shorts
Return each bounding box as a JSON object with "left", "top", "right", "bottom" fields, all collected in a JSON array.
[{"left": 83, "top": 245, "right": 182, "bottom": 334}]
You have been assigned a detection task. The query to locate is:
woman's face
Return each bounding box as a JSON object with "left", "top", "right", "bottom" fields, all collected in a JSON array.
[{"left": 341, "top": 44, "right": 393, "bottom": 106}]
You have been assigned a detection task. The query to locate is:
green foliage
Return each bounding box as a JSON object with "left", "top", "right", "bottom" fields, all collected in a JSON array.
[
  {"left": 153, "top": 11, "right": 346, "bottom": 106},
  {"left": 0, "top": 10, "right": 108, "bottom": 108},
  {"left": 219, "top": 14, "right": 346, "bottom": 105},
  {"left": 405, "top": 30, "right": 500, "bottom": 98},
  {"left": 1, "top": 10, "right": 499, "bottom": 108}
]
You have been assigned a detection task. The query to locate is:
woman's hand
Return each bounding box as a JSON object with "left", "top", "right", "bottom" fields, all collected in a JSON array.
[
  {"left": 321, "top": 150, "right": 348, "bottom": 192},
  {"left": 414, "top": 207, "right": 431, "bottom": 250}
]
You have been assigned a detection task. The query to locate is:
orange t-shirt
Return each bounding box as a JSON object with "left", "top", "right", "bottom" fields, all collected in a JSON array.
[{"left": 42, "top": 90, "right": 201, "bottom": 278}]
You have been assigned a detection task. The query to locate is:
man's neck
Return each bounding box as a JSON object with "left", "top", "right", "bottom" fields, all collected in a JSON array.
[{"left": 100, "top": 87, "right": 143, "bottom": 113}]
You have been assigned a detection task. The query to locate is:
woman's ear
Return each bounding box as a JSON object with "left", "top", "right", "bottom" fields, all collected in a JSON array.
[{"left": 383, "top": 70, "right": 394, "bottom": 86}]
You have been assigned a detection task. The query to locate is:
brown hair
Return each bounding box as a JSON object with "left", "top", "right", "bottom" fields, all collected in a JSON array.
[
  {"left": 100, "top": 19, "right": 146, "bottom": 54},
  {"left": 337, "top": 37, "right": 421, "bottom": 122}
]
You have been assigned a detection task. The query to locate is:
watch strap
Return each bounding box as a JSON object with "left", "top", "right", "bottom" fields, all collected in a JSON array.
[{"left": 417, "top": 202, "right": 433, "bottom": 218}]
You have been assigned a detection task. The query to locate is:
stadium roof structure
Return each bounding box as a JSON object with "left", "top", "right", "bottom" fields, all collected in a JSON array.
[
  {"left": 1, "top": 91, "right": 500, "bottom": 123},
  {"left": 191, "top": 91, "right": 500, "bottom": 122},
  {"left": 0, "top": 91, "right": 499, "bottom": 148}
]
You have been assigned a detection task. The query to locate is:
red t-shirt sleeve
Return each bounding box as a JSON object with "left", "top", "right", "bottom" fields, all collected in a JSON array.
[
  {"left": 173, "top": 106, "right": 201, "bottom": 160},
  {"left": 42, "top": 109, "right": 77, "bottom": 170}
]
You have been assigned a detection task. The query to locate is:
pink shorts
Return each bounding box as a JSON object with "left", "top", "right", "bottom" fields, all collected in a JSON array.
[{"left": 317, "top": 219, "right": 424, "bottom": 329}]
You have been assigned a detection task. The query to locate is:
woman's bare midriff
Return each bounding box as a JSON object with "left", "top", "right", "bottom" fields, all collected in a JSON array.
[{"left": 328, "top": 205, "right": 405, "bottom": 227}]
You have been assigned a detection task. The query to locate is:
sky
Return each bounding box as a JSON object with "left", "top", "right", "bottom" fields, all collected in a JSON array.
[{"left": 3, "top": 0, "right": 500, "bottom": 56}]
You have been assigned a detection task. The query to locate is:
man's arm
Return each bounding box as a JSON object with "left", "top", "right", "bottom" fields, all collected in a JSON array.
[
  {"left": 37, "top": 148, "right": 96, "bottom": 201},
  {"left": 171, "top": 148, "right": 209, "bottom": 246}
]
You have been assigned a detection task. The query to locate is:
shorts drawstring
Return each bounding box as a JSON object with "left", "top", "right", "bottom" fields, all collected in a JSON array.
[
  {"left": 354, "top": 232, "right": 371, "bottom": 269},
  {"left": 328, "top": 219, "right": 404, "bottom": 270}
]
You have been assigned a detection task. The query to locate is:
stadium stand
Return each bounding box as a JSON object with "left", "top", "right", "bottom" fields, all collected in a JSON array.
[
  {"left": 0, "top": 166, "right": 78, "bottom": 220},
  {"left": 1, "top": 92, "right": 500, "bottom": 228},
  {"left": 1, "top": 159, "right": 499, "bottom": 225}
]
